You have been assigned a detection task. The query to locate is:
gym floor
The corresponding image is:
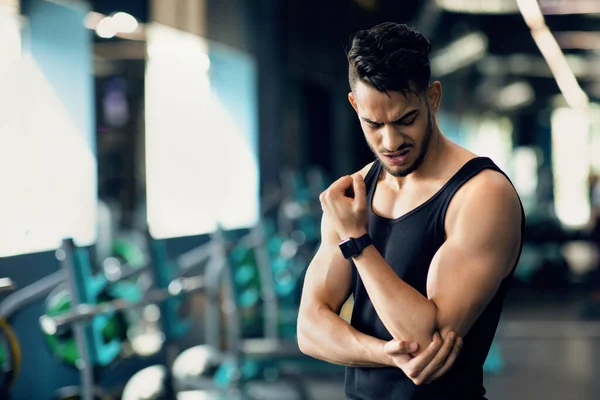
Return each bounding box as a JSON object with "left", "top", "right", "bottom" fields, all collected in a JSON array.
[{"left": 305, "top": 295, "right": 600, "bottom": 400}]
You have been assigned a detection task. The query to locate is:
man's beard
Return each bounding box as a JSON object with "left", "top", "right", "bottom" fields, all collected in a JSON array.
[{"left": 370, "top": 111, "right": 433, "bottom": 178}]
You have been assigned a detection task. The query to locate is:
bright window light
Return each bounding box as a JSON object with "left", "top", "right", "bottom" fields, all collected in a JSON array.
[
  {"left": 0, "top": 9, "right": 96, "bottom": 257},
  {"left": 510, "top": 147, "right": 539, "bottom": 213},
  {"left": 96, "top": 16, "right": 117, "bottom": 38},
  {"left": 517, "top": 0, "right": 589, "bottom": 110},
  {"left": 464, "top": 116, "right": 513, "bottom": 172},
  {"left": 145, "top": 24, "right": 259, "bottom": 239},
  {"left": 431, "top": 32, "right": 487, "bottom": 77},
  {"left": 111, "top": 12, "right": 138, "bottom": 34},
  {"left": 0, "top": 1, "right": 19, "bottom": 11},
  {"left": 590, "top": 104, "right": 600, "bottom": 174},
  {"left": 511, "top": 147, "right": 538, "bottom": 198},
  {"left": 496, "top": 81, "right": 535, "bottom": 110},
  {"left": 436, "top": 0, "right": 519, "bottom": 14},
  {"left": 552, "top": 107, "right": 591, "bottom": 227}
]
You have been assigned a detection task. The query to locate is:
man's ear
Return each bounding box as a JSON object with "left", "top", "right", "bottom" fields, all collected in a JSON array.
[
  {"left": 348, "top": 92, "right": 359, "bottom": 114},
  {"left": 427, "top": 81, "right": 442, "bottom": 113}
]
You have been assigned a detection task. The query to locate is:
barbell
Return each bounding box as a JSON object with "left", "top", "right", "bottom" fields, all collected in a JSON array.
[{"left": 40, "top": 275, "right": 206, "bottom": 335}]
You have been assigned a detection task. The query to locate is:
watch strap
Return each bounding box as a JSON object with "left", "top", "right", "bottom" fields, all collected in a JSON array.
[
  {"left": 354, "top": 233, "right": 372, "bottom": 253},
  {"left": 339, "top": 233, "right": 372, "bottom": 259}
]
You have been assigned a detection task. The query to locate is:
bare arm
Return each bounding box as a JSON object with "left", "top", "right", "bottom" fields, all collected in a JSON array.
[
  {"left": 350, "top": 171, "right": 522, "bottom": 353},
  {"left": 297, "top": 211, "right": 394, "bottom": 367}
]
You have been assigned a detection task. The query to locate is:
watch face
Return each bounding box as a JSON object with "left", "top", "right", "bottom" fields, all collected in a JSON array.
[{"left": 339, "top": 238, "right": 359, "bottom": 259}]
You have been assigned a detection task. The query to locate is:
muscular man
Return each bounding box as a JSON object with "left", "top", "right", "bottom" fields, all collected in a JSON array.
[{"left": 297, "top": 23, "right": 524, "bottom": 399}]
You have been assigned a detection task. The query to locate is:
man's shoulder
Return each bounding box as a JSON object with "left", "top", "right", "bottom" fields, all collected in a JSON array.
[
  {"left": 464, "top": 166, "right": 516, "bottom": 199},
  {"left": 451, "top": 162, "right": 522, "bottom": 227},
  {"left": 448, "top": 148, "right": 514, "bottom": 199}
]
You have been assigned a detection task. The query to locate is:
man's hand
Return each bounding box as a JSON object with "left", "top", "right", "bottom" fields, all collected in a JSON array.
[
  {"left": 385, "top": 331, "right": 462, "bottom": 386},
  {"left": 319, "top": 174, "right": 368, "bottom": 240}
]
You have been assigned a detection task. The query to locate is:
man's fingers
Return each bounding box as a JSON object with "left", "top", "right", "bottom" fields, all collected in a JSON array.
[
  {"left": 384, "top": 340, "right": 418, "bottom": 355},
  {"left": 425, "top": 337, "right": 463, "bottom": 384},
  {"left": 330, "top": 175, "right": 354, "bottom": 192},
  {"left": 352, "top": 174, "right": 367, "bottom": 208},
  {"left": 320, "top": 175, "right": 353, "bottom": 205},
  {"left": 412, "top": 332, "right": 457, "bottom": 385},
  {"left": 403, "top": 333, "right": 442, "bottom": 379},
  {"left": 384, "top": 340, "right": 400, "bottom": 354}
]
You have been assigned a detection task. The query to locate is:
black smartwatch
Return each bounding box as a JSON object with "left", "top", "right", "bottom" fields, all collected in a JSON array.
[{"left": 339, "top": 233, "right": 372, "bottom": 259}]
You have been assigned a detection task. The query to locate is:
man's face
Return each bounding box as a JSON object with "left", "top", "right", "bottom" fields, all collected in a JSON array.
[{"left": 349, "top": 81, "right": 435, "bottom": 177}]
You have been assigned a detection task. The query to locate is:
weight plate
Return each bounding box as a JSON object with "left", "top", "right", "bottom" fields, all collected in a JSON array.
[
  {"left": 0, "top": 318, "right": 21, "bottom": 392},
  {"left": 42, "top": 283, "right": 127, "bottom": 367},
  {"left": 112, "top": 239, "right": 146, "bottom": 270}
]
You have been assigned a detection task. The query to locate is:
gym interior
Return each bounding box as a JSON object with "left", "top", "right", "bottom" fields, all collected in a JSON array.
[{"left": 1, "top": 0, "right": 600, "bottom": 399}]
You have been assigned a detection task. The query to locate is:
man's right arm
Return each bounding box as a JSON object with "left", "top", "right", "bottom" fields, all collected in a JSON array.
[{"left": 297, "top": 212, "right": 393, "bottom": 367}]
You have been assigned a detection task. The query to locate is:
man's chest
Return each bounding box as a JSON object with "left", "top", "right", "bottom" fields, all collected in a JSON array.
[{"left": 371, "top": 179, "right": 448, "bottom": 221}]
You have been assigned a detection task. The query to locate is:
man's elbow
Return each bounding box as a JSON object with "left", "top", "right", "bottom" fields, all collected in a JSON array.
[
  {"left": 296, "top": 310, "right": 315, "bottom": 356},
  {"left": 297, "top": 332, "right": 311, "bottom": 356},
  {"left": 407, "top": 302, "right": 440, "bottom": 353}
]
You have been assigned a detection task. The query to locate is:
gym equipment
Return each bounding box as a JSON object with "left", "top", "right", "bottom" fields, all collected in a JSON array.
[
  {"left": 42, "top": 275, "right": 206, "bottom": 333},
  {"left": 38, "top": 235, "right": 220, "bottom": 400},
  {"left": 119, "top": 169, "right": 325, "bottom": 399},
  {"left": 43, "top": 237, "right": 150, "bottom": 366},
  {"left": 41, "top": 240, "right": 139, "bottom": 369},
  {"left": 256, "top": 218, "right": 316, "bottom": 339},
  {"left": 0, "top": 244, "right": 153, "bottom": 400},
  {"left": 121, "top": 365, "right": 171, "bottom": 400},
  {"left": 483, "top": 341, "right": 504, "bottom": 374},
  {"left": 45, "top": 230, "right": 227, "bottom": 400},
  {"left": 513, "top": 243, "right": 573, "bottom": 290},
  {"left": 39, "top": 228, "right": 217, "bottom": 358},
  {"left": 106, "top": 236, "right": 148, "bottom": 280},
  {"left": 277, "top": 170, "right": 321, "bottom": 245},
  {"left": 0, "top": 278, "right": 16, "bottom": 293},
  {"left": 146, "top": 237, "right": 192, "bottom": 341},
  {"left": 228, "top": 243, "right": 265, "bottom": 338},
  {"left": 53, "top": 385, "right": 114, "bottom": 400},
  {"left": 40, "top": 235, "right": 218, "bottom": 342},
  {"left": 122, "top": 362, "right": 242, "bottom": 400},
  {"left": 120, "top": 231, "right": 232, "bottom": 400},
  {"left": 0, "top": 271, "right": 67, "bottom": 322},
  {"left": 0, "top": 273, "right": 68, "bottom": 400},
  {"left": 0, "top": 279, "right": 20, "bottom": 399},
  {"left": 42, "top": 282, "right": 132, "bottom": 368},
  {"left": 121, "top": 226, "right": 308, "bottom": 400}
]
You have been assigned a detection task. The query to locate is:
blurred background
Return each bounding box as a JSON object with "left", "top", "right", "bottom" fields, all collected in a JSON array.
[{"left": 0, "top": 0, "right": 600, "bottom": 399}]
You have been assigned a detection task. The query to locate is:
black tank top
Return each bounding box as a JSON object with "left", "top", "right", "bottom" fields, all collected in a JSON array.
[{"left": 345, "top": 157, "right": 525, "bottom": 400}]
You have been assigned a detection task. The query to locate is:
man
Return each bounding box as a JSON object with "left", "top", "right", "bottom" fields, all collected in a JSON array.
[{"left": 297, "top": 22, "right": 524, "bottom": 399}]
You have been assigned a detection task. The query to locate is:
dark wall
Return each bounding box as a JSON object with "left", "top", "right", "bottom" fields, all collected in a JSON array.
[
  {"left": 276, "top": 0, "right": 423, "bottom": 178},
  {"left": 202, "top": 0, "right": 426, "bottom": 187},
  {"left": 90, "top": 0, "right": 149, "bottom": 22},
  {"left": 96, "top": 60, "right": 146, "bottom": 229},
  {"left": 206, "top": 0, "right": 251, "bottom": 53},
  {"left": 242, "top": 0, "right": 285, "bottom": 192}
]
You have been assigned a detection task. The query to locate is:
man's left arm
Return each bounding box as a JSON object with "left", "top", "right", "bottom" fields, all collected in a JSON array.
[{"left": 326, "top": 171, "right": 523, "bottom": 355}]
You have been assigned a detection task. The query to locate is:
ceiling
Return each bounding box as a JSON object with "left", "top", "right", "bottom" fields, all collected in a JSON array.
[
  {"left": 88, "top": 0, "right": 600, "bottom": 112},
  {"left": 419, "top": 1, "right": 600, "bottom": 111}
]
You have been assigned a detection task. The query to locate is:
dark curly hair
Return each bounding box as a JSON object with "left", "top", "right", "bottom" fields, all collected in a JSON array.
[{"left": 347, "top": 22, "right": 432, "bottom": 95}]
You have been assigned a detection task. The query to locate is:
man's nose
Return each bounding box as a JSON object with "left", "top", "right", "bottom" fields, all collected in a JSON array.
[{"left": 381, "top": 125, "right": 402, "bottom": 152}]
